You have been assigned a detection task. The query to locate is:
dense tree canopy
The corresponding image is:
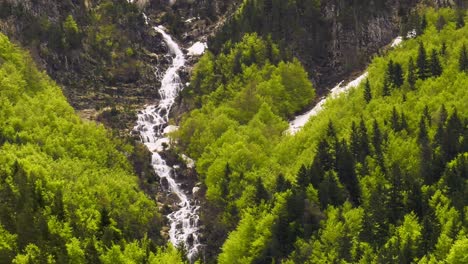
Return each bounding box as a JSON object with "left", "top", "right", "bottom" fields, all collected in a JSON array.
[
  {"left": 0, "top": 33, "right": 185, "bottom": 263},
  {"left": 178, "top": 7, "right": 468, "bottom": 263}
]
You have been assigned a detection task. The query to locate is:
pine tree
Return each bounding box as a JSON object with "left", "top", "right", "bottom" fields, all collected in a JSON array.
[
  {"left": 359, "top": 118, "right": 371, "bottom": 159},
  {"left": 276, "top": 173, "right": 291, "bottom": 193},
  {"left": 441, "top": 42, "right": 447, "bottom": 56},
  {"left": 418, "top": 116, "right": 433, "bottom": 184},
  {"left": 430, "top": 49, "right": 443, "bottom": 77},
  {"left": 436, "top": 15, "right": 446, "bottom": 32},
  {"left": 423, "top": 105, "right": 432, "bottom": 126},
  {"left": 446, "top": 109, "right": 463, "bottom": 160},
  {"left": 420, "top": 15, "right": 428, "bottom": 34},
  {"left": 297, "top": 164, "right": 310, "bottom": 188},
  {"left": 391, "top": 107, "right": 400, "bottom": 132},
  {"left": 350, "top": 121, "right": 360, "bottom": 159},
  {"left": 400, "top": 112, "right": 408, "bottom": 132},
  {"left": 255, "top": 177, "right": 269, "bottom": 203},
  {"left": 417, "top": 42, "right": 429, "bottom": 79},
  {"left": 456, "top": 11, "right": 465, "bottom": 29},
  {"left": 382, "top": 77, "right": 390, "bottom": 96},
  {"left": 459, "top": 44, "right": 468, "bottom": 72},
  {"left": 364, "top": 79, "right": 372, "bottom": 103},
  {"left": 372, "top": 120, "right": 383, "bottom": 154},
  {"left": 407, "top": 57, "right": 416, "bottom": 89},
  {"left": 393, "top": 62, "right": 404, "bottom": 87}
]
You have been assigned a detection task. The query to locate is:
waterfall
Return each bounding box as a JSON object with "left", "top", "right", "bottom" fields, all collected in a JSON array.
[{"left": 133, "top": 25, "right": 202, "bottom": 262}]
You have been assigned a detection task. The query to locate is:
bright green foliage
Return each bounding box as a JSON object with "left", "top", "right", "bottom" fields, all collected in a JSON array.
[
  {"left": 183, "top": 7, "right": 468, "bottom": 263},
  {"left": 0, "top": 33, "right": 183, "bottom": 262},
  {"left": 177, "top": 34, "right": 314, "bottom": 206},
  {"left": 63, "top": 14, "right": 81, "bottom": 49}
]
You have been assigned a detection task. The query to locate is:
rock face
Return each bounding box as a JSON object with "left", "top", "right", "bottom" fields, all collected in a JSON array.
[
  {"left": 0, "top": 0, "right": 167, "bottom": 132},
  {"left": 310, "top": 0, "right": 419, "bottom": 92}
]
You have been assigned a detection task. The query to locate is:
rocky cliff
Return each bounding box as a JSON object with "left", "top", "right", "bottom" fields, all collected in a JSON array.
[
  {"left": 0, "top": 0, "right": 239, "bottom": 131},
  {"left": 209, "top": 0, "right": 434, "bottom": 94}
]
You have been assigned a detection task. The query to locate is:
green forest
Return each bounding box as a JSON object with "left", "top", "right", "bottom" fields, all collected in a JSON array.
[
  {"left": 2, "top": 0, "right": 468, "bottom": 263},
  {"left": 0, "top": 33, "right": 186, "bottom": 263},
  {"left": 176, "top": 7, "right": 468, "bottom": 263}
]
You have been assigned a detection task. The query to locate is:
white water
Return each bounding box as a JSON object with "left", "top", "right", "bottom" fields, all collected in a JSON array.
[
  {"left": 133, "top": 26, "right": 202, "bottom": 261},
  {"left": 288, "top": 36, "right": 405, "bottom": 134}
]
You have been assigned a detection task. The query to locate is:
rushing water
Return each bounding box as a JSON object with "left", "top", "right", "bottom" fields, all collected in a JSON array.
[{"left": 133, "top": 25, "right": 202, "bottom": 261}]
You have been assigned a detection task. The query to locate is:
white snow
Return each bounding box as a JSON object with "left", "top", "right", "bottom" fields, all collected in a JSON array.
[
  {"left": 187, "top": 42, "right": 207, "bottom": 56},
  {"left": 288, "top": 36, "right": 405, "bottom": 135},
  {"left": 391, "top": 36, "right": 403, "bottom": 47}
]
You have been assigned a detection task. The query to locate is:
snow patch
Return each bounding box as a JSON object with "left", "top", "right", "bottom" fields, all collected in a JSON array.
[{"left": 187, "top": 42, "right": 207, "bottom": 56}]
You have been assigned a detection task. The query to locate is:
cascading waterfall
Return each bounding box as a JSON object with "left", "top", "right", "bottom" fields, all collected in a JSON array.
[{"left": 133, "top": 25, "right": 202, "bottom": 261}]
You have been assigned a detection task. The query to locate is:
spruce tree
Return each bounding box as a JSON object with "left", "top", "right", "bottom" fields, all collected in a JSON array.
[
  {"left": 436, "top": 15, "right": 446, "bottom": 32},
  {"left": 364, "top": 79, "right": 372, "bottom": 103},
  {"left": 393, "top": 62, "right": 404, "bottom": 87},
  {"left": 382, "top": 77, "right": 390, "bottom": 96},
  {"left": 421, "top": 15, "right": 428, "bottom": 33},
  {"left": 417, "top": 42, "right": 428, "bottom": 79},
  {"left": 459, "top": 44, "right": 468, "bottom": 72},
  {"left": 359, "top": 118, "right": 371, "bottom": 159},
  {"left": 430, "top": 49, "right": 442, "bottom": 77},
  {"left": 391, "top": 107, "right": 400, "bottom": 132},
  {"left": 372, "top": 120, "right": 383, "bottom": 154},
  {"left": 441, "top": 42, "right": 447, "bottom": 56},
  {"left": 456, "top": 11, "right": 465, "bottom": 29},
  {"left": 407, "top": 57, "right": 416, "bottom": 89}
]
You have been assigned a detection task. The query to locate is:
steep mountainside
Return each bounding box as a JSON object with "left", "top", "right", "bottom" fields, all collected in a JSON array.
[
  {"left": 211, "top": 0, "right": 424, "bottom": 93},
  {"left": 0, "top": 0, "right": 240, "bottom": 131}
]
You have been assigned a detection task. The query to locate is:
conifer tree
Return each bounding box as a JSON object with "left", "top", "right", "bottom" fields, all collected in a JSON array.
[
  {"left": 417, "top": 42, "right": 429, "bottom": 79},
  {"left": 436, "top": 15, "right": 446, "bottom": 32},
  {"left": 441, "top": 42, "right": 447, "bottom": 56},
  {"left": 393, "top": 62, "right": 404, "bottom": 87},
  {"left": 407, "top": 57, "right": 417, "bottom": 89},
  {"left": 430, "top": 49, "right": 443, "bottom": 77},
  {"left": 459, "top": 44, "right": 468, "bottom": 72},
  {"left": 456, "top": 11, "right": 465, "bottom": 29},
  {"left": 382, "top": 77, "right": 390, "bottom": 96},
  {"left": 364, "top": 79, "right": 372, "bottom": 103},
  {"left": 391, "top": 107, "right": 400, "bottom": 132},
  {"left": 420, "top": 15, "right": 428, "bottom": 33}
]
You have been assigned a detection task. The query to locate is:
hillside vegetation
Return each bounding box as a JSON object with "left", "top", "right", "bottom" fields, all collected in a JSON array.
[
  {"left": 176, "top": 8, "right": 468, "bottom": 263},
  {"left": 0, "top": 33, "right": 185, "bottom": 263}
]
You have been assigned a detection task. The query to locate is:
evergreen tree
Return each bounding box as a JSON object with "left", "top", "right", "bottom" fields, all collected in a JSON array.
[
  {"left": 382, "top": 77, "right": 390, "bottom": 96},
  {"left": 441, "top": 42, "right": 447, "bottom": 56},
  {"left": 400, "top": 112, "right": 408, "bottom": 132},
  {"left": 336, "top": 139, "right": 360, "bottom": 205},
  {"left": 359, "top": 118, "right": 371, "bottom": 160},
  {"left": 456, "top": 11, "right": 465, "bottom": 29},
  {"left": 393, "top": 62, "right": 404, "bottom": 87},
  {"left": 418, "top": 116, "right": 433, "bottom": 184},
  {"left": 459, "top": 44, "right": 468, "bottom": 72},
  {"left": 364, "top": 79, "right": 372, "bottom": 103},
  {"left": 430, "top": 49, "right": 443, "bottom": 77},
  {"left": 255, "top": 177, "right": 269, "bottom": 203},
  {"left": 420, "top": 15, "right": 428, "bottom": 34},
  {"left": 372, "top": 120, "right": 383, "bottom": 154},
  {"left": 417, "top": 42, "right": 429, "bottom": 79},
  {"left": 407, "top": 57, "right": 417, "bottom": 89},
  {"left": 391, "top": 107, "right": 400, "bottom": 132},
  {"left": 423, "top": 105, "right": 432, "bottom": 126},
  {"left": 276, "top": 173, "right": 291, "bottom": 193},
  {"left": 446, "top": 109, "right": 463, "bottom": 160},
  {"left": 436, "top": 15, "right": 446, "bottom": 32}
]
